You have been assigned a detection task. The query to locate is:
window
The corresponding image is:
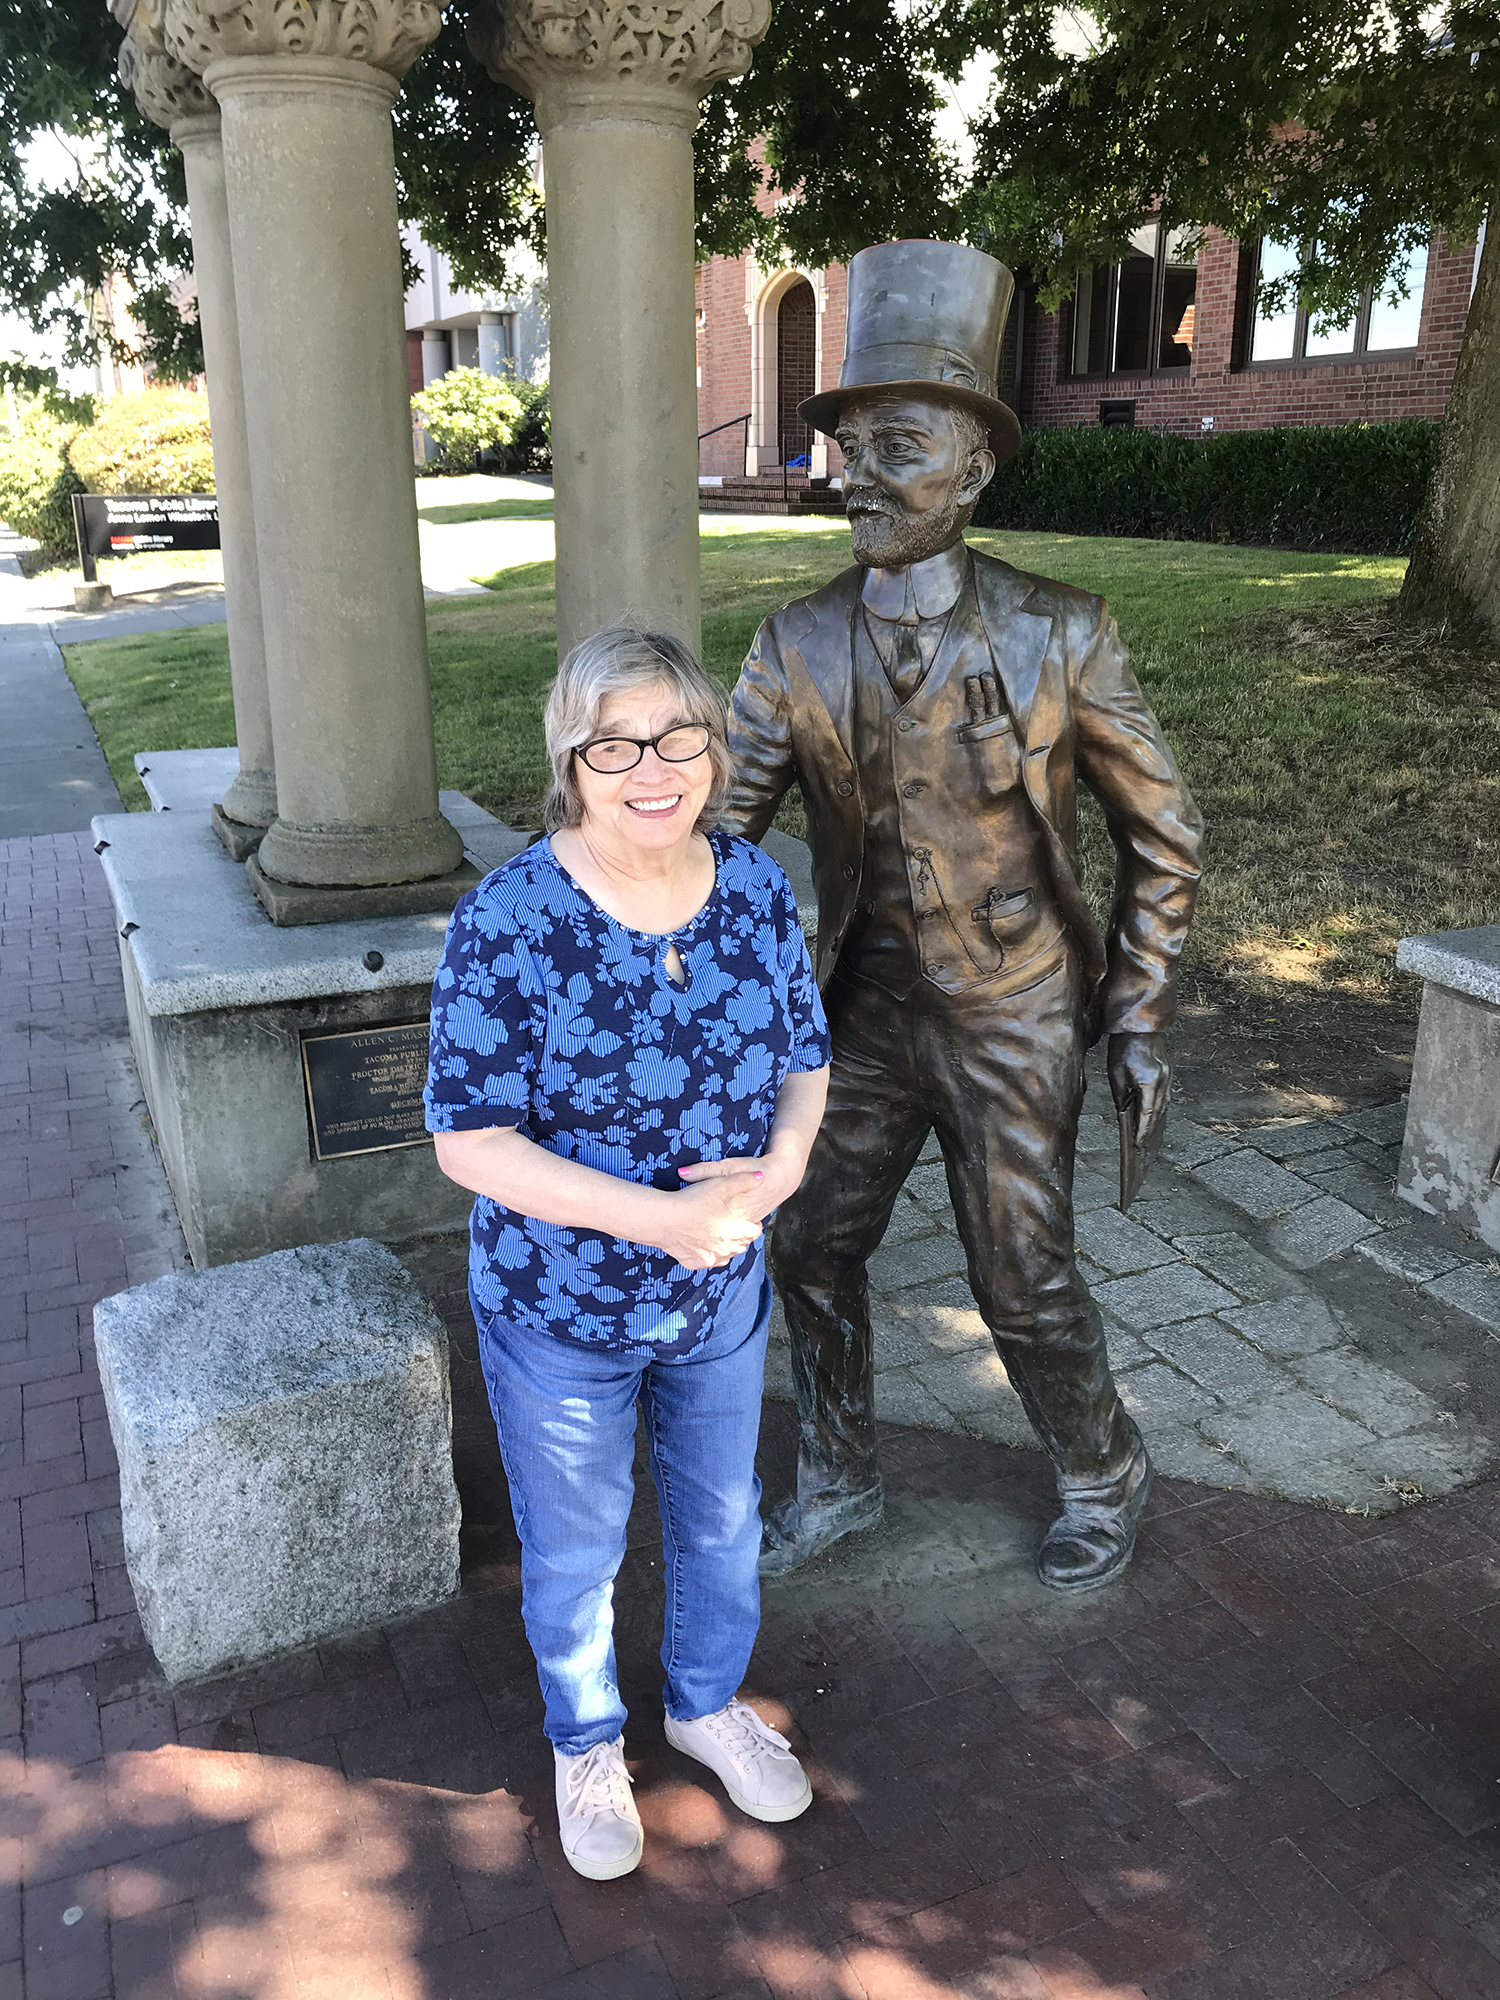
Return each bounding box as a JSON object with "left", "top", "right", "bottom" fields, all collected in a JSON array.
[
  {"left": 1248, "top": 237, "right": 1429, "bottom": 364},
  {"left": 1070, "top": 222, "right": 1199, "bottom": 377}
]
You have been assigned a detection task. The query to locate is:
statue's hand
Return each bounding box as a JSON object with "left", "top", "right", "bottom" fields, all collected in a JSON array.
[{"left": 1108, "top": 1031, "right": 1171, "bottom": 1157}]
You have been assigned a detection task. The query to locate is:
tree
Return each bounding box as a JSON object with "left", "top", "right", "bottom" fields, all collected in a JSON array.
[
  {"left": 0, "top": 0, "right": 943, "bottom": 375},
  {"left": 934, "top": 0, "right": 1500, "bottom": 636},
  {"left": 0, "top": 1, "right": 199, "bottom": 376}
]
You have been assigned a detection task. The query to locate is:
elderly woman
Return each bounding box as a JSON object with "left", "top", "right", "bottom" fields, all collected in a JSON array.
[{"left": 425, "top": 626, "right": 831, "bottom": 1881}]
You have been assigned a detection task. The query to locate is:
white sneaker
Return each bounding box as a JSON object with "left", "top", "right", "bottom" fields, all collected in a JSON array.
[
  {"left": 664, "top": 1699, "right": 813, "bottom": 1823},
  {"left": 554, "top": 1736, "right": 643, "bottom": 1880}
]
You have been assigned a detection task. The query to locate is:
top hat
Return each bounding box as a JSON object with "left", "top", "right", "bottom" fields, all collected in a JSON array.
[{"left": 799, "top": 239, "right": 1022, "bottom": 463}]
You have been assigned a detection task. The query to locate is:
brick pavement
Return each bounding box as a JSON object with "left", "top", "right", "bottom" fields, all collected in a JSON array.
[{"left": 6, "top": 830, "right": 1500, "bottom": 2000}]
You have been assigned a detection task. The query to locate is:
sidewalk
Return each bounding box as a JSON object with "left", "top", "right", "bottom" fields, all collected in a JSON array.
[{"left": 4, "top": 828, "right": 1499, "bottom": 2000}]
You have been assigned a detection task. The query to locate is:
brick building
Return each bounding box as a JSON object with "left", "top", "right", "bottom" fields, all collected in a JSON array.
[{"left": 695, "top": 222, "right": 1481, "bottom": 494}]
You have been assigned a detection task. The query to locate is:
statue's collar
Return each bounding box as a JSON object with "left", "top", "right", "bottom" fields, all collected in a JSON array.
[{"left": 859, "top": 538, "right": 970, "bottom": 624}]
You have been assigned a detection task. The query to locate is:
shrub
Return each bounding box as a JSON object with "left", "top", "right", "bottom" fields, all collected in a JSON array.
[
  {"left": 0, "top": 405, "right": 85, "bottom": 558},
  {"left": 411, "top": 366, "right": 525, "bottom": 471},
  {"left": 970, "top": 417, "right": 1441, "bottom": 555},
  {"left": 67, "top": 387, "right": 215, "bottom": 494},
  {"left": 506, "top": 377, "right": 551, "bottom": 471}
]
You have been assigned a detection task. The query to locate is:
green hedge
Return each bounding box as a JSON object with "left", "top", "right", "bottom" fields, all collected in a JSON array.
[
  {"left": 971, "top": 418, "right": 1441, "bottom": 554},
  {"left": 0, "top": 411, "right": 85, "bottom": 558}
]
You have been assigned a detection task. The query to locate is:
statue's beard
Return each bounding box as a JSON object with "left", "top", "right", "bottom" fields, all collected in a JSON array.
[{"left": 847, "top": 488, "right": 972, "bottom": 568}]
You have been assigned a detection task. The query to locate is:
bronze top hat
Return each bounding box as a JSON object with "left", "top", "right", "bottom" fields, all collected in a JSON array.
[{"left": 799, "top": 239, "right": 1023, "bottom": 463}]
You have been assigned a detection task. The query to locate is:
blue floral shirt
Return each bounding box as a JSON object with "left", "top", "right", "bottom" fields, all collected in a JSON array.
[{"left": 424, "top": 830, "right": 830, "bottom": 1357}]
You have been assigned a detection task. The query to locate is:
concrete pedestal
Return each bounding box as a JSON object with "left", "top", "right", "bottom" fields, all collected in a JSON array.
[
  {"left": 92, "top": 795, "right": 529, "bottom": 1268},
  {"left": 1396, "top": 926, "right": 1500, "bottom": 1251},
  {"left": 94, "top": 1239, "right": 460, "bottom": 1683},
  {"left": 469, "top": 0, "right": 772, "bottom": 659}
]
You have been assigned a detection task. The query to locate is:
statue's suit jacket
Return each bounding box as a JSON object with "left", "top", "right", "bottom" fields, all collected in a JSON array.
[{"left": 723, "top": 546, "right": 1205, "bottom": 1039}]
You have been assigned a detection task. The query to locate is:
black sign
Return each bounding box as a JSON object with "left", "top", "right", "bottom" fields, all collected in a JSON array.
[
  {"left": 71, "top": 493, "right": 220, "bottom": 581},
  {"left": 300, "top": 1021, "right": 432, "bottom": 1163}
]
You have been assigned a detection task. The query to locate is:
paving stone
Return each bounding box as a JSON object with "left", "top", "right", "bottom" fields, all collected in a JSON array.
[
  {"left": 1073, "top": 1166, "right": 1124, "bottom": 1213},
  {"left": 877, "top": 1279, "right": 993, "bottom": 1359},
  {"left": 879, "top": 1190, "right": 942, "bottom": 1247},
  {"left": 1146, "top": 1318, "right": 1290, "bottom": 1403},
  {"left": 1091, "top": 1264, "right": 1240, "bottom": 1331},
  {"left": 1223, "top": 1294, "right": 1349, "bottom": 1358},
  {"left": 1200, "top": 1390, "right": 1378, "bottom": 1484},
  {"left": 1301, "top": 1163, "right": 1411, "bottom": 1229},
  {"left": 1425, "top": 1263, "right": 1500, "bottom": 1334},
  {"left": 1131, "top": 1182, "right": 1249, "bottom": 1240},
  {"left": 872, "top": 1367, "right": 956, "bottom": 1432},
  {"left": 866, "top": 1230, "right": 970, "bottom": 1296},
  {"left": 1289, "top": 1350, "right": 1444, "bottom": 1439},
  {"left": 912, "top": 1346, "right": 1015, "bottom": 1418},
  {"left": 1354, "top": 1232, "right": 1470, "bottom": 1287},
  {"left": 1099, "top": 1312, "right": 1159, "bottom": 1374},
  {"left": 1074, "top": 1110, "right": 1119, "bottom": 1159},
  {"left": 953, "top": 1392, "right": 1037, "bottom": 1451},
  {"left": 1195, "top": 1150, "right": 1319, "bottom": 1220},
  {"left": 1117, "top": 1361, "right": 1222, "bottom": 1426},
  {"left": 1159, "top": 1119, "right": 1238, "bottom": 1169},
  {"left": 1174, "top": 1233, "right": 1308, "bottom": 1303},
  {"left": 1337, "top": 1100, "right": 1410, "bottom": 1147},
  {"left": 1145, "top": 1425, "right": 1247, "bottom": 1487},
  {"left": 900, "top": 1162, "right": 955, "bottom": 1225},
  {"left": 1265, "top": 1195, "right": 1381, "bottom": 1269},
  {"left": 1074, "top": 1207, "right": 1178, "bottom": 1277},
  {"left": 1243, "top": 1119, "right": 1349, "bottom": 1161},
  {"left": 1350, "top": 1427, "right": 1496, "bottom": 1502}
]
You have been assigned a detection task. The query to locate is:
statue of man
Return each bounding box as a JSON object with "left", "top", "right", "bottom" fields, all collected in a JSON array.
[{"left": 723, "top": 240, "right": 1204, "bottom": 1591}]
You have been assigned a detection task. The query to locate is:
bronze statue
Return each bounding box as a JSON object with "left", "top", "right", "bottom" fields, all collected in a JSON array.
[{"left": 723, "top": 240, "right": 1204, "bottom": 1591}]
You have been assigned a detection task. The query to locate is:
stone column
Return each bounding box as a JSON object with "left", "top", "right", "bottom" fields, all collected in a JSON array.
[
  {"left": 421, "top": 329, "right": 452, "bottom": 385},
  {"left": 116, "top": 24, "right": 277, "bottom": 850},
  {"left": 469, "top": 0, "right": 772, "bottom": 658},
  {"left": 477, "top": 310, "right": 508, "bottom": 377},
  {"left": 164, "top": 0, "right": 468, "bottom": 920}
]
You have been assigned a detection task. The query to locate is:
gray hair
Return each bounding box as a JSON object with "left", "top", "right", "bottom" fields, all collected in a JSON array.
[
  {"left": 542, "top": 624, "right": 733, "bottom": 833},
  {"left": 949, "top": 403, "right": 991, "bottom": 464}
]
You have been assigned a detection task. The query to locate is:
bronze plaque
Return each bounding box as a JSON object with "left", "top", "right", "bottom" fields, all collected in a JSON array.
[{"left": 301, "top": 1021, "right": 432, "bottom": 1162}]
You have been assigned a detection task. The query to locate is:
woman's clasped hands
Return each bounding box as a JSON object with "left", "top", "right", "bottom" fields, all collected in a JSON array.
[{"left": 666, "top": 1152, "right": 801, "bottom": 1270}]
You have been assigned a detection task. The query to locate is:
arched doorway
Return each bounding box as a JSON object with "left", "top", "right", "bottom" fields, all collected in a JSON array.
[{"left": 776, "top": 277, "right": 815, "bottom": 468}]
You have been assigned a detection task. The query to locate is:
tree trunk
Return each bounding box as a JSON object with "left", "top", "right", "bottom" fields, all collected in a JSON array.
[{"left": 1401, "top": 191, "right": 1500, "bottom": 638}]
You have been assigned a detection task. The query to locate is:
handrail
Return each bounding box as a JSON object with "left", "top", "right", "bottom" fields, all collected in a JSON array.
[{"left": 698, "top": 412, "right": 751, "bottom": 441}]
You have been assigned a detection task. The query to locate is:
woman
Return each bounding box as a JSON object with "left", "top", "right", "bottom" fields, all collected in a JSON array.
[{"left": 425, "top": 626, "right": 831, "bottom": 1881}]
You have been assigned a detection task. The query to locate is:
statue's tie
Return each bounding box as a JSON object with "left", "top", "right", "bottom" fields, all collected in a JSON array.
[{"left": 891, "top": 618, "right": 925, "bottom": 704}]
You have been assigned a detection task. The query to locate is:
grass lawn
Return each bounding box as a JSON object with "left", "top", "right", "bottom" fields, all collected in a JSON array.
[
  {"left": 416, "top": 497, "right": 556, "bottom": 525},
  {"left": 61, "top": 526, "right": 1499, "bottom": 1010}
]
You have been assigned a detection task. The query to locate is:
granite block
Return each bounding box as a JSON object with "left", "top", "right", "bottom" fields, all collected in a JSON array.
[
  {"left": 1264, "top": 1196, "right": 1380, "bottom": 1269},
  {"left": 1195, "top": 1151, "right": 1318, "bottom": 1221},
  {"left": 92, "top": 1240, "right": 461, "bottom": 1684},
  {"left": 1222, "top": 1295, "right": 1347, "bottom": 1358},
  {"left": 1091, "top": 1264, "right": 1240, "bottom": 1331},
  {"left": 1075, "top": 1207, "right": 1179, "bottom": 1276},
  {"left": 1174, "top": 1233, "right": 1307, "bottom": 1303}
]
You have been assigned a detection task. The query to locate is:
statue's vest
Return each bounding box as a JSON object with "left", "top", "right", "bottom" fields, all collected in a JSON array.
[{"left": 840, "top": 574, "right": 1069, "bottom": 1001}]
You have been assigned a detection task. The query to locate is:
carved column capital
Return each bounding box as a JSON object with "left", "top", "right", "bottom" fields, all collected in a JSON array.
[
  {"left": 159, "top": 0, "right": 447, "bottom": 81},
  {"left": 119, "top": 32, "right": 217, "bottom": 127},
  {"left": 468, "top": 0, "right": 772, "bottom": 120},
  {"left": 112, "top": 0, "right": 216, "bottom": 125}
]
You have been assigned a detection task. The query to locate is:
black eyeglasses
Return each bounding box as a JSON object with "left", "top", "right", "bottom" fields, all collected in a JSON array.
[{"left": 575, "top": 725, "right": 712, "bottom": 774}]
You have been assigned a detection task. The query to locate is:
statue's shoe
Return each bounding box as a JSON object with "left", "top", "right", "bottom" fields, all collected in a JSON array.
[
  {"left": 758, "top": 1488, "right": 884, "bottom": 1578},
  {"left": 1036, "top": 1447, "right": 1153, "bottom": 1594}
]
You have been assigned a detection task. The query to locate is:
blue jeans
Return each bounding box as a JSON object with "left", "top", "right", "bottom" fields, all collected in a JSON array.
[{"left": 474, "top": 1254, "right": 770, "bottom": 1756}]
